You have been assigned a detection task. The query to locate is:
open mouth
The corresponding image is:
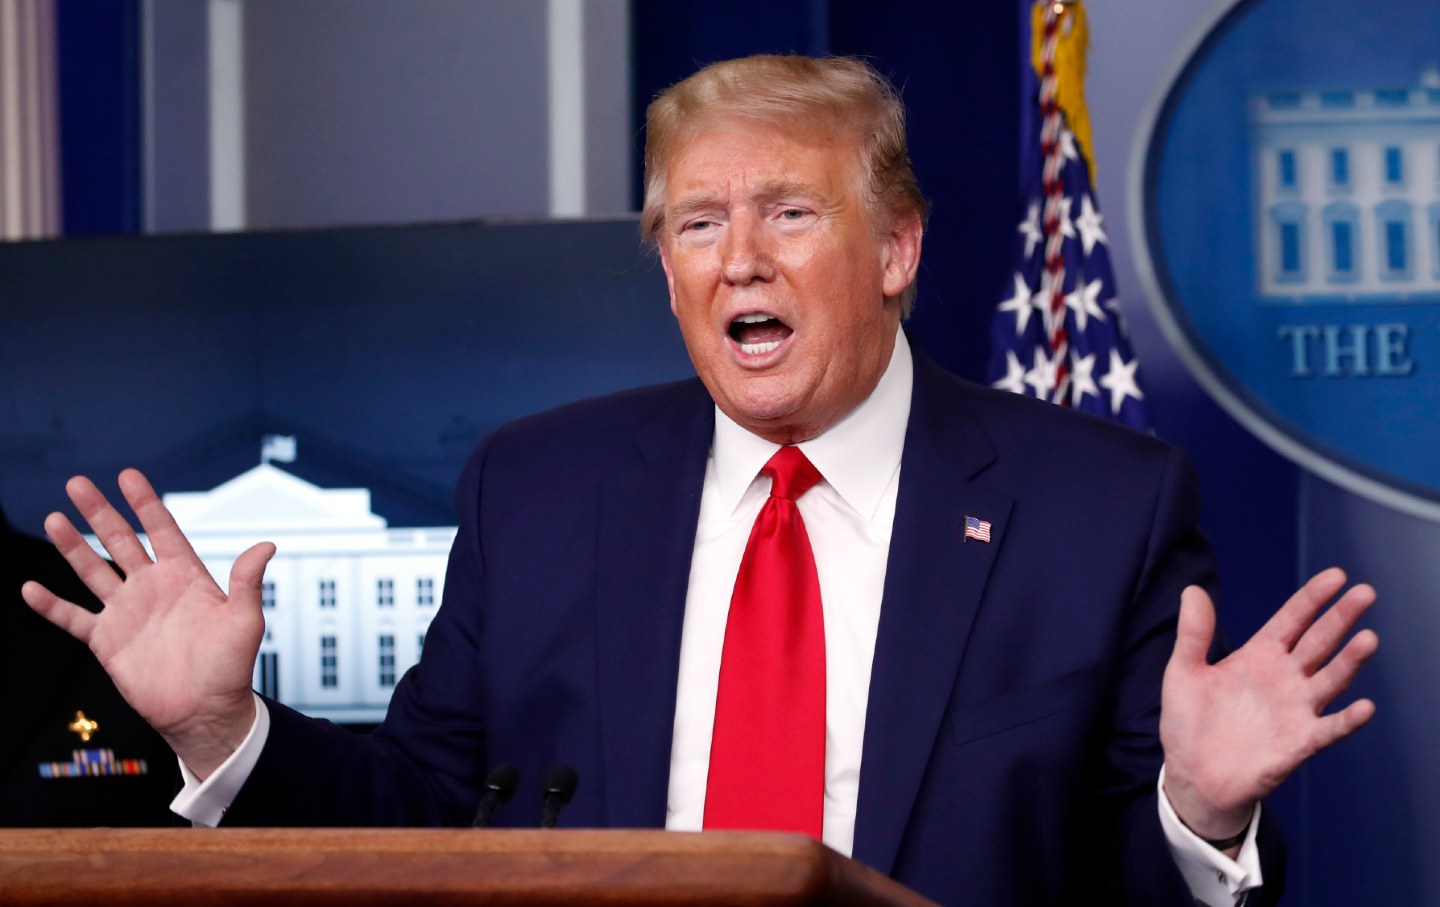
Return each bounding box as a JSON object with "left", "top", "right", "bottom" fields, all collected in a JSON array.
[{"left": 728, "top": 313, "right": 792, "bottom": 355}]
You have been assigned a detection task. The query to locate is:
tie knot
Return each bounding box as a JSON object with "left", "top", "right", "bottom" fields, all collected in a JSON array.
[{"left": 763, "top": 445, "right": 823, "bottom": 502}]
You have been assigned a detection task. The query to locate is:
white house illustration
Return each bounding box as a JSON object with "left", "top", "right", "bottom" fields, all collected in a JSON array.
[
  {"left": 102, "top": 445, "right": 458, "bottom": 724},
  {"left": 1249, "top": 68, "right": 1440, "bottom": 302}
]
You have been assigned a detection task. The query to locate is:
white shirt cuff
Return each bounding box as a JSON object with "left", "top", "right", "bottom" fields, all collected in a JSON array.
[
  {"left": 1157, "top": 764, "right": 1264, "bottom": 906},
  {"left": 169, "top": 693, "right": 271, "bottom": 827}
]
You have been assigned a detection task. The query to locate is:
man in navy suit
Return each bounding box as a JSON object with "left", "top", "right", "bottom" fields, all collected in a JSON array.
[{"left": 24, "top": 56, "right": 1377, "bottom": 905}]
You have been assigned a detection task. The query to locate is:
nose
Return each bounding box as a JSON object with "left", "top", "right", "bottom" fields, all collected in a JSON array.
[{"left": 719, "top": 212, "right": 775, "bottom": 286}]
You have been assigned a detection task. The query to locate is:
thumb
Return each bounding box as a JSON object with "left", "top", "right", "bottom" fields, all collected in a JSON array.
[
  {"left": 228, "top": 541, "right": 277, "bottom": 601},
  {"left": 1171, "top": 585, "right": 1217, "bottom": 671}
]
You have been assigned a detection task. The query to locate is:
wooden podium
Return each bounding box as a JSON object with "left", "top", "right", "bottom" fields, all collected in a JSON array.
[{"left": 0, "top": 828, "right": 938, "bottom": 906}]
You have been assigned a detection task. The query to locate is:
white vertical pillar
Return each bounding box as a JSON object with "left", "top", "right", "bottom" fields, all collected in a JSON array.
[
  {"left": 207, "top": 0, "right": 245, "bottom": 230},
  {"left": 547, "top": 0, "right": 585, "bottom": 217},
  {"left": 0, "top": 0, "right": 61, "bottom": 239}
]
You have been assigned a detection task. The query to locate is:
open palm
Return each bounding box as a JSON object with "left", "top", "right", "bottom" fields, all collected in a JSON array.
[
  {"left": 21, "top": 469, "right": 274, "bottom": 778},
  {"left": 1160, "top": 569, "right": 1378, "bottom": 841}
]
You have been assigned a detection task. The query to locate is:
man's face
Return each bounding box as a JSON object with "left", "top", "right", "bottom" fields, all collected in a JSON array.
[{"left": 657, "top": 118, "right": 922, "bottom": 444}]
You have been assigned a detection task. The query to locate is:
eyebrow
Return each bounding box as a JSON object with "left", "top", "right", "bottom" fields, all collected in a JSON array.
[
  {"left": 753, "top": 179, "right": 823, "bottom": 203},
  {"left": 667, "top": 179, "right": 829, "bottom": 221},
  {"left": 668, "top": 195, "right": 721, "bottom": 222}
]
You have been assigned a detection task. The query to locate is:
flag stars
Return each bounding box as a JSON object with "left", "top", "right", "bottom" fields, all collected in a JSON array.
[
  {"left": 1018, "top": 201, "right": 1043, "bottom": 258},
  {"left": 1024, "top": 346, "right": 1061, "bottom": 399},
  {"left": 999, "top": 273, "right": 1036, "bottom": 335},
  {"left": 1059, "top": 128, "right": 1080, "bottom": 162},
  {"left": 992, "top": 350, "right": 1028, "bottom": 395},
  {"left": 1098, "top": 348, "right": 1144, "bottom": 413},
  {"left": 1043, "top": 195, "right": 1077, "bottom": 241},
  {"left": 1074, "top": 193, "right": 1108, "bottom": 255},
  {"left": 986, "top": 116, "right": 1148, "bottom": 429},
  {"left": 1069, "top": 352, "right": 1099, "bottom": 406},
  {"left": 1064, "top": 277, "right": 1108, "bottom": 332}
]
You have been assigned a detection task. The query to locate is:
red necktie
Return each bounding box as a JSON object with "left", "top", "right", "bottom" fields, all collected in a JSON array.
[{"left": 704, "top": 445, "right": 826, "bottom": 839}]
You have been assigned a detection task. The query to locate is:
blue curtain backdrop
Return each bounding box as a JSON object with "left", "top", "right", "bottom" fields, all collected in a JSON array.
[{"left": 56, "top": 0, "right": 142, "bottom": 235}]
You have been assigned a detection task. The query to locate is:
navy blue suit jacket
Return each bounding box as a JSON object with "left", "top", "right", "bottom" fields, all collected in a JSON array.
[{"left": 228, "top": 351, "right": 1282, "bottom": 905}]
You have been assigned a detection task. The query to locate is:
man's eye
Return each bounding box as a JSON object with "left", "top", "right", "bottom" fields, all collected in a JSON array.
[
  {"left": 685, "top": 220, "right": 714, "bottom": 231},
  {"left": 780, "top": 209, "right": 806, "bottom": 220}
]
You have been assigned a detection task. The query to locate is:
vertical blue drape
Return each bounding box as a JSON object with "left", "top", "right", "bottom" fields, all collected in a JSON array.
[{"left": 56, "top": 0, "right": 142, "bottom": 235}]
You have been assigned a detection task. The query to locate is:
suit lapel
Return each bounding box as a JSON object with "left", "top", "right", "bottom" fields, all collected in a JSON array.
[
  {"left": 852, "top": 355, "right": 1013, "bottom": 874},
  {"left": 593, "top": 384, "right": 713, "bottom": 827}
]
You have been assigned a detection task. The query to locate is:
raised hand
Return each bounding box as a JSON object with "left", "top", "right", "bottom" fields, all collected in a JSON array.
[
  {"left": 1160, "top": 568, "right": 1378, "bottom": 845},
  {"left": 21, "top": 469, "right": 275, "bottom": 779}
]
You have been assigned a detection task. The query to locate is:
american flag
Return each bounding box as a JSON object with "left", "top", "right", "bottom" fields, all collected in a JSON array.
[
  {"left": 964, "top": 516, "right": 992, "bottom": 543},
  {"left": 985, "top": 1, "right": 1148, "bottom": 431}
]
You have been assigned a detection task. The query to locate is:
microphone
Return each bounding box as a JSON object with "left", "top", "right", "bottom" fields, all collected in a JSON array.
[
  {"left": 471, "top": 763, "right": 520, "bottom": 828},
  {"left": 538, "top": 764, "right": 578, "bottom": 829}
]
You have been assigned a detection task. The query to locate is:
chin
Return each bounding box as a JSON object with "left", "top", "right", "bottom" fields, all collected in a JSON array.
[
  {"left": 727, "top": 402, "right": 827, "bottom": 445},
  {"left": 725, "top": 385, "right": 801, "bottom": 424}
]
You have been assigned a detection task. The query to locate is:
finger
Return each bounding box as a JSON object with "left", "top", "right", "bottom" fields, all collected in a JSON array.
[
  {"left": 1310, "top": 628, "right": 1380, "bottom": 712},
  {"left": 1255, "top": 567, "right": 1348, "bottom": 649},
  {"left": 44, "top": 510, "right": 124, "bottom": 601},
  {"left": 21, "top": 580, "right": 100, "bottom": 645},
  {"left": 1170, "top": 585, "right": 1217, "bottom": 671},
  {"left": 1292, "top": 582, "right": 1376, "bottom": 674},
  {"left": 1308, "top": 697, "right": 1376, "bottom": 755},
  {"left": 117, "top": 468, "right": 199, "bottom": 562},
  {"left": 66, "top": 475, "right": 154, "bottom": 574},
  {"left": 228, "top": 542, "right": 277, "bottom": 602}
]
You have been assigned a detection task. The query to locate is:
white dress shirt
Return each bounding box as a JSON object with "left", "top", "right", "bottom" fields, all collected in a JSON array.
[
  {"left": 175, "top": 328, "right": 1259, "bottom": 903},
  {"left": 664, "top": 325, "right": 911, "bottom": 856}
]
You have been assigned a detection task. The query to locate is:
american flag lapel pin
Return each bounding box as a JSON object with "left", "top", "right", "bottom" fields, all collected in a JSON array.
[{"left": 963, "top": 516, "right": 992, "bottom": 543}]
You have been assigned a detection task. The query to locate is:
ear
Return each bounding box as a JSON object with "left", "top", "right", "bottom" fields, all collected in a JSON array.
[
  {"left": 658, "top": 238, "right": 680, "bottom": 317},
  {"left": 880, "top": 212, "right": 924, "bottom": 300}
]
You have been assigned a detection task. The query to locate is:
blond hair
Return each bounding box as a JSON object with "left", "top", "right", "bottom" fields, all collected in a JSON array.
[{"left": 642, "top": 55, "right": 929, "bottom": 313}]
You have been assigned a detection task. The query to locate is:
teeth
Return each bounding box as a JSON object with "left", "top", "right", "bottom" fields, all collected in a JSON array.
[
  {"left": 740, "top": 340, "right": 782, "bottom": 355},
  {"left": 735, "top": 313, "right": 775, "bottom": 324}
]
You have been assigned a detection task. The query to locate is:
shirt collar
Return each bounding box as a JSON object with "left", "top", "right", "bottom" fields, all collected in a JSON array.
[{"left": 711, "top": 327, "right": 913, "bottom": 521}]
